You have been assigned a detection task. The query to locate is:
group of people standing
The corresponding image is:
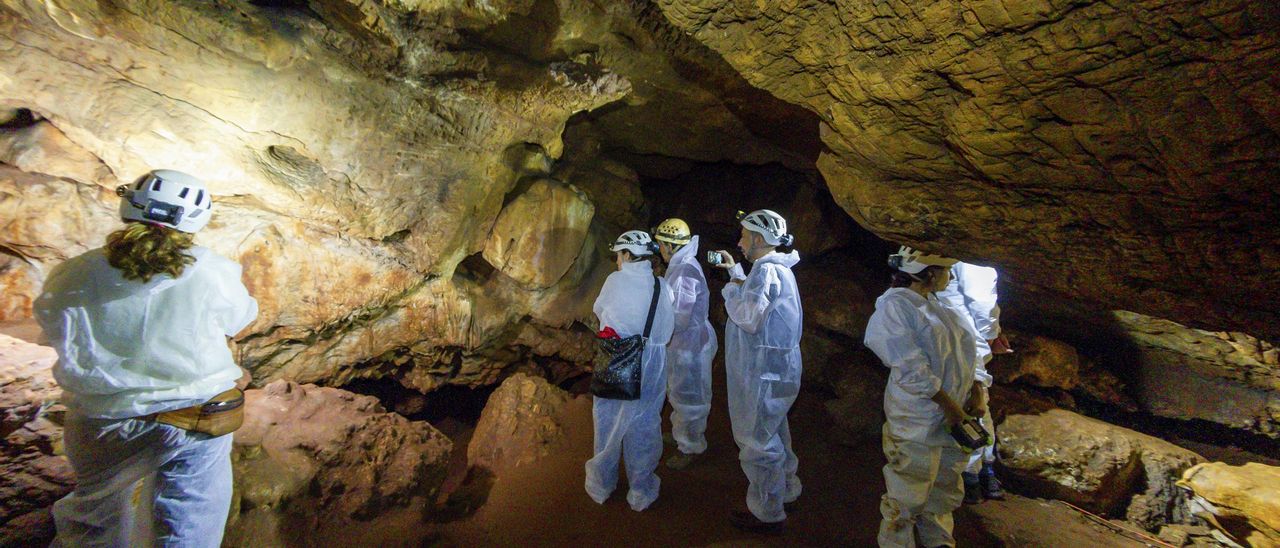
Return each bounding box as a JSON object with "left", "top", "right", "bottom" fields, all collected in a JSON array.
[
  {"left": 33, "top": 167, "right": 1011, "bottom": 547},
  {"left": 588, "top": 211, "right": 1012, "bottom": 546},
  {"left": 587, "top": 209, "right": 803, "bottom": 532}
]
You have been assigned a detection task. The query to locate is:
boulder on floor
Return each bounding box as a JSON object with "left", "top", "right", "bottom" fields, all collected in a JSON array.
[
  {"left": 1000, "top": 409, "right": 1204, "bottom": 529},
  {"left": 0, "top": 333, "right": 71, "bottom": 547},
  {"left": 226, "top": 380, "right": 453, "bottom": 546},
  {"left": 1178, "top": 462, "right": 1280, "bottom": 548},
  {"left": 467, "top": 373, "right": 572, "bottom": 474}
]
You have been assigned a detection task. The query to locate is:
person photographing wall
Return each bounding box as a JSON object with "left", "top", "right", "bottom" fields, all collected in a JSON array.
[
  {"left": 34, "top": 169, "right": 258, "bottom": 547},
  {"left": 710, "top": 209, "right": 803, "bottom": 534}
]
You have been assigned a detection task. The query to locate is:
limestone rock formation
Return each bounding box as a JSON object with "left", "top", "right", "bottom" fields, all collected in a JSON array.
[
  {"left": 993, "top": 334, "right": 1082, "bottom": 391},
  {"left": 654, "top": 0, "right": 1280, "bottom": 344},
  {"left": 1179, "top": 462, "right": 1280, "bottom": 547},
  {"left": 227, "top": 380, "right": 453, "bottom": 545},
  {"left": 1000, "top": 409, "right": 1205, "bottom": 529},
  {"left": 0, "top": 0, "right": 826, "bottom": 397},
  {"left": 467, "top": 373, "right": 572, "bottom": 474},
  {"left": 994, "top": 331, "right": 1133, "bottom": 409},
  {"left": 0, "top": 333, "right": 70, "bottom": 547},
  {"left": 482, "top": 179, "right": 595, "bottom": 289},
  {"left": 1113, "top": 311, "right": 1280, "bottom": 438}
]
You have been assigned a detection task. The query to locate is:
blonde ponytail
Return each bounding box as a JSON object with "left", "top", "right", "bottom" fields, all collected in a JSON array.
[{"left": 105, "top": 222, "right": 196, "bottom": 282}]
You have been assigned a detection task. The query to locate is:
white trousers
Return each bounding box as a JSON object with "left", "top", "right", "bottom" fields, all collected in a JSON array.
[
  {"left": 585, "top": 351, "right": 666, "bottom": 511},
  {"left": 666, "top": 347, "right": 713, "bottom": 455},
  {"left": 52, "top": 414, "right": 234, "bottom": 548},
  {"left": 878, "top": 425, "right": 967, "bottom": 548}
]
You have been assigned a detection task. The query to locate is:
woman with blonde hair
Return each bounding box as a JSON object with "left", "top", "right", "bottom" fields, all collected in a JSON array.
[{"left": 35, "top": 169, "right": 257, "bottom": 547}]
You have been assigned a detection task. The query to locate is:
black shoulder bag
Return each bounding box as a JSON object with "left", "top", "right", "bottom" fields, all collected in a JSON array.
[{"left": 590, "top": 276, "right": 660, "bottom": 400}]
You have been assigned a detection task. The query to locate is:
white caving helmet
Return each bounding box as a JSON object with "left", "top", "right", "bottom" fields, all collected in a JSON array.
[
  {"left": 610, "top": 230, "right": 658, "bottom": 256},
  {"left": 738, "top": 209, "right": 794, "bottom": 247},
  {"left": 888, "top": 245, "right": 958, "bottom": 274},
  {"left": 115, "top": 169, "right": 213, "bottom": 233}
]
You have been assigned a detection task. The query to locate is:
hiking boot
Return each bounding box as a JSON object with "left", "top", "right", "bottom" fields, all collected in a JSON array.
[
  {"left": 664, "top": 451, "right": 702, "bottom": 470},
  {"left": 980, "top": 464, "right": 1006, "bottom": 500},
  {"left": 962, "top": 472, "right": 983, "bottom": 505},
  {"left": 729, "top": 510, "right": 785, "bottom": 534}
]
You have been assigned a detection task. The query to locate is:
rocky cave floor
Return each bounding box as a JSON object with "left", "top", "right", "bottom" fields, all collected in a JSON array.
[
  {"left": 4, "top": 316, "right": 1278, "bottom": 547},
  {"left": 429, "top": 367, "right": 1152, "bottom": 548}
]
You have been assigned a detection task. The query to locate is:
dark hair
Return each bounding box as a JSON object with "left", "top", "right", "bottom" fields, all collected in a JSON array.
[
  {"left": 105, "top": 222, "right": 196, "bottom": 282},
  {"left": 620, "top": 249, "right": 662, "bottom": 271},
  {"left": 890, "top": 265, "right": 944, "bottom": 289}
]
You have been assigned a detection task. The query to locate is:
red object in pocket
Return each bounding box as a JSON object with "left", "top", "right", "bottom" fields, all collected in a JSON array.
[{"left": 597, "top": 326, "right": 620, "bottom": 339}]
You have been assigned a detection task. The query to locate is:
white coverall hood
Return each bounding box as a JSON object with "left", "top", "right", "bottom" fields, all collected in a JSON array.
[
  {"left": 722, "top": 249, "right": 803, "bottom": 523},
  {"left": 663, "top": 236, "right": 718, "bottom": 455},
  {"left": 586, "top": 259, "right": 675, "bottom": 511}
]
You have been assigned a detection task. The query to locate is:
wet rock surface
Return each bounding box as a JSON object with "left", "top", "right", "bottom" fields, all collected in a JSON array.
[
  {"left": 1179, "top": 462, "right": 1280, "bottom": 547},
  {"left": 1, "top": 0, "right": 789, "bottom": 393},
  {"left": 1000, "top": 409, "right": 1205, "bottom": 528}
]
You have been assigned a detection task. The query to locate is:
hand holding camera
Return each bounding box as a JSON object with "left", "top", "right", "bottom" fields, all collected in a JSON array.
[{"left": 707, "top": 250, "right": 735, "bottom": 269}]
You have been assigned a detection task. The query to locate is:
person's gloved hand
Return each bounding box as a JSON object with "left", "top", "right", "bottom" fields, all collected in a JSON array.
[{"left": 988, "top": 334, "right": 1014, "bottom": 354}]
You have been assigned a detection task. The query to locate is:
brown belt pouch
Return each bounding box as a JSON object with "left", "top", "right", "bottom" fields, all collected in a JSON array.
[{"left": 155, "top": 388, "right": 245, "bottom": 437}]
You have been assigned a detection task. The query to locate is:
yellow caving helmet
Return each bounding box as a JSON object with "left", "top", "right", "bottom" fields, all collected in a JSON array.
[{"left": 653, "top": 218, "right": 692, "bottom": 245}]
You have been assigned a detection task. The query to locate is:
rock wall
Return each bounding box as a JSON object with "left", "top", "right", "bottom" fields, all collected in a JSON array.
[
  {"left": 653, "top": 0, "right": 1280, "bottom": 343},
  {"left": 1111, "top": 311, "right": 1280, "bottom": 438},
  {"left": 0, "top": 0, "right": 811, "bottom": 392}
]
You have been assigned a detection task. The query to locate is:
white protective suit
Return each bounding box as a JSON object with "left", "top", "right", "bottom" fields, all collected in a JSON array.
[
  {"left": 663, "top": 236, "right": 718, "bottom": 455},
  {"left": 937, "top": 262, "right": 1000, "bottom": 473},
  {"left": 722, "top": 251, "right": 803, "bottom": 524},
  {"left": 34, "top": 246, "right": 257, "bottom": 547},
  {"left": 864, "top": 287, "right": 987, "bottom": 548},
  {"left": 586, "top": 259, "right": 675, "bottom": 511}
]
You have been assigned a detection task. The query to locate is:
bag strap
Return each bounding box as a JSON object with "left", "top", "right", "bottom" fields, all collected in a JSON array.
[{"left": 642, "top": 276, "right": 660, "bottom": 339}]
